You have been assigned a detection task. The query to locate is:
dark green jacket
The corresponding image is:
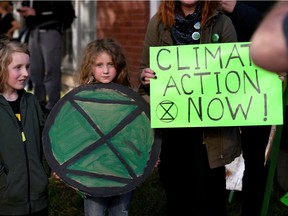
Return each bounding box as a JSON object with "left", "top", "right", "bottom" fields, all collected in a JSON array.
[
  {"left": 0, "top": 90, "right": 49, "bottom": 215},
  {"left": 139, "top": 11, "right": 241, "bottom": 169}
]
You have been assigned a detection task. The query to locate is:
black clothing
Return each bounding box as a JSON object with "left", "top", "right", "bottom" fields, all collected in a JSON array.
[
  {"left": 0, "top": 90, "right": 49, "bottom": 215},
  {"left": 0, "top": 13, "right": 14, "bottom": 35},
  {"left": 241, "top": 126, "right": 271, "bottom": 216},
  {"left": 22, "top": 0, "right": 73, "bottom": 32},
  {"left": 284, "top": 15, "right": 288, "bottom": 47},
  {"left": 225, "top": 1, "right": 276, "bottom": 215},
  {"left": 227, "top": 1, "right": 276, "bottom": 42},
  {"left": 158, "top": 128, "right": 227, "bottom": 216}
]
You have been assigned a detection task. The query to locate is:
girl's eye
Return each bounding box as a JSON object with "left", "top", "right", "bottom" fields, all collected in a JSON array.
[{"left": 95, "top": 63, "right": 114, "bottom": 68}]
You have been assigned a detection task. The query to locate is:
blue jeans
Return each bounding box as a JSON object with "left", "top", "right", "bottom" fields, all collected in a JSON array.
[{"left": 84, "top": 192, "right": 132, "bottom": 216}]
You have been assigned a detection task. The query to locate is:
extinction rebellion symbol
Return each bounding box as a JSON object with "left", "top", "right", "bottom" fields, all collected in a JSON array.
[
  {"left": 156, "top": 100, "right": 178, "bottom": 123},
  {"left": 43, "top": 83, "right": 161, "bottom": 197}
]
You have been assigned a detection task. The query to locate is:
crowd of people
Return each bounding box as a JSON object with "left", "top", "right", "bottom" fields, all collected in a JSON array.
[{"left": 0, "top": 0, "right": 286, "bottom": 216}]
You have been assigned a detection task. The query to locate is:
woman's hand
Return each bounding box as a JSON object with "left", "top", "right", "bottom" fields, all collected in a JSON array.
[
  {"left": 140, "top": 68, "right": 157, "bottom": 85},
  {"left": 278, "top": 72, "right": 287, "bottom": 82}
]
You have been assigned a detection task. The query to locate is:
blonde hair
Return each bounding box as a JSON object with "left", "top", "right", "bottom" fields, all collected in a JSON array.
[
  {"left": 157, "top": 0, "right": 220, "bottom": 28},
  {"left": 0, "top": 39, "right": 29, "bottom": 93},
  {"left": 78, "top": 38, "right": 131, "bottom": 87}
]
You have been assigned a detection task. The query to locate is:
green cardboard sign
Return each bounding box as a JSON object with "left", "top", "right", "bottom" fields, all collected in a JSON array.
[
  {"left": 150, "top": 42, "right": 283, "bottom": 128},
  {"left": 43, "top": 83, "right": 161, "bottom": 197}
]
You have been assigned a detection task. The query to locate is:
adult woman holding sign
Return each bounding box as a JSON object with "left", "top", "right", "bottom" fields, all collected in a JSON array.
[{"left": 139, "top": 1, "right": 241, "bottom": 215}]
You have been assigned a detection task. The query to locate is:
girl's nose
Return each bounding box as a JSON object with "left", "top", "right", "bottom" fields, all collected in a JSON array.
[
  {"left": 23, "top": 68, "right": 29, "bottom": 77},
  {"left": 103, "top": 65, "right": 109, "bottom": 73}
]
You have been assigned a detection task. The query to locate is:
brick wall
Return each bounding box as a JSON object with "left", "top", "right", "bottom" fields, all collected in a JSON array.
[{"left": 96, "top": 1, "right": 150, "bottom": 90}]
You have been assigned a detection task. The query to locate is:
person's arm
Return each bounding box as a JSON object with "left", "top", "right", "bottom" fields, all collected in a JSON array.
[
  {"left": 6, "top": 19, "right": 20, "bottom": 38},
  {"left": 250, "top": 2, "right": 288, "bottom": 74}
]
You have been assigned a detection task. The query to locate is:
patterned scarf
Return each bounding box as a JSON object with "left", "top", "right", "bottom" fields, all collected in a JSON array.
[{"left": 171, "top": 3, "right": 202, "bottom": 45}]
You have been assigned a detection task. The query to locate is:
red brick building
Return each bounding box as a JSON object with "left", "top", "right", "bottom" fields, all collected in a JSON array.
[{"left": 96, "top": 1, "right": 150, "bottom": 89}]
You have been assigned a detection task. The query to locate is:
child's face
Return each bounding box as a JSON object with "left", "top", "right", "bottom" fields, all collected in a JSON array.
[
  {"left": 92, "top": 52, "right": 117, "bottom": 84},
  {"left": 6, "top": 52, "right": 29, "bottom": 92}
]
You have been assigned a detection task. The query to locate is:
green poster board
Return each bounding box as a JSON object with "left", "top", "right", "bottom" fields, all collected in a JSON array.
[{"left": 150, "top": 42, "right": 283, "bottom": 128}]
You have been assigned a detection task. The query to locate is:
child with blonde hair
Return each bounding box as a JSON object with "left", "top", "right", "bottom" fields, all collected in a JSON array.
[{"left": 0, "top": 39, "right": 49, "bottom": 216}]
